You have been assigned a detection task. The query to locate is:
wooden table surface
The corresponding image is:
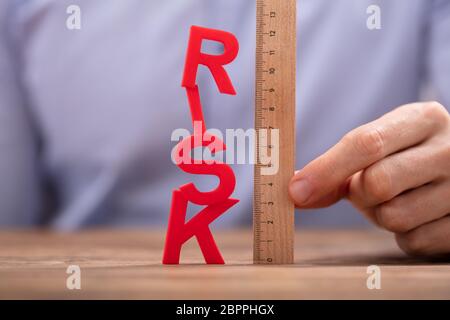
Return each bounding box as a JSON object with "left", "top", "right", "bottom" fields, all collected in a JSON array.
[{"left": 0, "top": 229, "right": 449, "bottom": 299}]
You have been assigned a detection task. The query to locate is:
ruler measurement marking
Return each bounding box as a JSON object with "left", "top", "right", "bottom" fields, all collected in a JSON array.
[{"left": 254, "top": 0, "right": 296, "bottom": 265}]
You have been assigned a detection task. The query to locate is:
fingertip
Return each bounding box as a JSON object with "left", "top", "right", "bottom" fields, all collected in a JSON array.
[{"left": 289, "top": 178, "right": 313, "bottom": 206}]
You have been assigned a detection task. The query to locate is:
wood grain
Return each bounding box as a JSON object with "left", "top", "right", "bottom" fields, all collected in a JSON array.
[
  {"left": 0, "top": 229, "right": 449, "bottom": 299},
  {"left": 254, "top": 0, "right": 296, "bottom": 264}
]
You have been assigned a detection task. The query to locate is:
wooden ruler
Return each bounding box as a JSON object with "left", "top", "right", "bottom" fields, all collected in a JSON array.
[{"left": 254, "top": 0, "right": 296, "bottom": 264}]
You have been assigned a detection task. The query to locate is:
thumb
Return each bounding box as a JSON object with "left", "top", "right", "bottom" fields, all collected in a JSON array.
[
  {"left": 287, "top": 137, "right": 356, "bottom": 207},
  {"left": 287, "top": 123, "right": 388, "bottom": 208},
  {"left": 289, "top": 103, "right": 433, "bottom": 208},
  {"left": 289, "top": 170, "right": 351, "bottom": 208}
]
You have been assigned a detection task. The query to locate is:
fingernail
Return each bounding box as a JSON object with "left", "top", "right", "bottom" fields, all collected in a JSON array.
[{"left": 289, "top": 179, "right": 313, "bottom": 205}]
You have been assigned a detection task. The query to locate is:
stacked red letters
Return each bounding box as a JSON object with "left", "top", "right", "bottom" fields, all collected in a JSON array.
[{"left": 163, "top": 26, "right": 240, "bottom": 264}]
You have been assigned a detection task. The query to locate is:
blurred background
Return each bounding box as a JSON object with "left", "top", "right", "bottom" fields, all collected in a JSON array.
[{"left": 0, "top": 0, "right": 448, "bottom": 230}]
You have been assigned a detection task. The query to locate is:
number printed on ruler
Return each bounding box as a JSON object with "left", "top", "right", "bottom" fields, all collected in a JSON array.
[{"left": 254, "top": 0, "right": 296, "bottom": 264}]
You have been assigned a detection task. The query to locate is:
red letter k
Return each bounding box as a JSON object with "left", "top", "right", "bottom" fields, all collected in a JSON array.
[{"left": 163, "top": 190, "right": 239, "bottom": 264}]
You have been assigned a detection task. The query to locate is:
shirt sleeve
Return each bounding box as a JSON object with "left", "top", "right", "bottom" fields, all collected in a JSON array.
[
  {"left": 427, "top": 0, "right": 450, "bottom": 110},
  {"left": 0, "top": 1, "right": 42, "bottom": 226}
]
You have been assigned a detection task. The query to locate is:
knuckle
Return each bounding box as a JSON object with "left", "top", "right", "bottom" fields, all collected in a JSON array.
[
  {"left": 435, "top": 141, "right": 450, "bottom": 175},
  {"left": 376, "top": 202, "right": 408, "bottom": 233},
  {"left": 421, "top": 101, "right": 449, "bottom": 126},
  {"left": 348, "top": 126, "right": 386, "bottom": 159},
  {"left": 445, "top": 144, "right": 450, "bottom": 170},
  {"left": 363, "top": 164, "right": 393, "bottom": 202}
]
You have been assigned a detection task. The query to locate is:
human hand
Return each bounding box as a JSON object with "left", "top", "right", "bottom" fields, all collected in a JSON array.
[{"left": 289, "top": 102, "right": 450, "bottom": 257}]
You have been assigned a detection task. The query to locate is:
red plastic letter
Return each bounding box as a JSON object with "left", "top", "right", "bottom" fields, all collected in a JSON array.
[
  {"left": 163, "top": 191, "right": 238, "bottom": 264},
  {"left": 182, "top": 25, "right": 239, "bottom": 95},
  {"left": 163, "top": 25, "right": 240, "bottom": 264}
]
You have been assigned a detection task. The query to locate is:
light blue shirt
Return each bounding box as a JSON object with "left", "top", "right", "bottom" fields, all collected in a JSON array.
[{"left": 0, "top": 0, "right": 449, "bottom": 230}]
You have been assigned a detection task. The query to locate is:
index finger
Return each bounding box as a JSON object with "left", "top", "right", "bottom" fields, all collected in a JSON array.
[{"left": 290, "top": 102, "right": 445, "bottom": 207}]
